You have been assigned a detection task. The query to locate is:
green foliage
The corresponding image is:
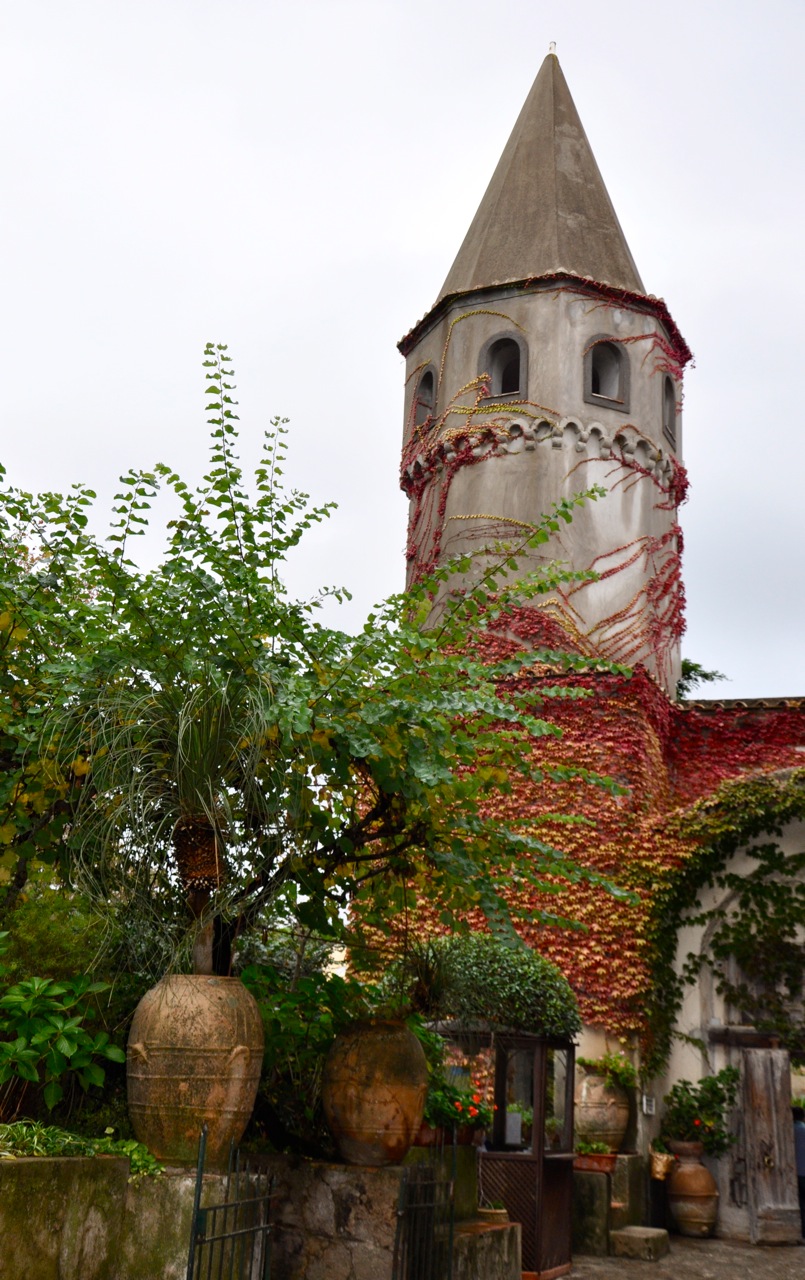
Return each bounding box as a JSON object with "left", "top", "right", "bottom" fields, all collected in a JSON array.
[
  {"left": 643, "top": 770, "right": 805, "bottom": 1077},
  {"left": 675, "top": 659, "right": 727, "bottom": 700},
  {"left": 422, "top": 1079, "right": 493, "bottom": 1130},
  {"left": 0, "top": 343, "right": 626, "bottom": 971},
  {"left": 576, "top": 1051, "right": 637, "bottom": 1092},
  {"left": 0, "top": 1119, "right": 162, "bottom": 1179},
  {"left": 240, "top": 962, "right": 377, "bottom": 1156},
  {"left": 0, "top": 933, "right": 125, "bottom": 1113},
  {"left": 575, "top": 1139, "right": 610, "bottom": 1154},
  {"left": 0, "top": 879, "right": 102, "bottom": 984},
  {"left": 409, "top": 1019, "right": 448, "bottom": 1076},
  {"left": 435, "top": 934, "right": 581, "bottom": 1038},
  {"left": 508, "top": 1101, "right": 533, "bottom": 1126},
  {"left": 660, "top": 1066, "right": 739, "bottom": 1157},
  {"left": 684, "top": 842, "right": 805, "bottom": 1060},
  {"left": 409, "top": 1021, "right": 493, "bottom": 1131}
]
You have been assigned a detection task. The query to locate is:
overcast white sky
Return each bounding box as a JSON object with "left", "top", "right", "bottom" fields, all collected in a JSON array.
[{"left": 1, "top": 0, "right": 803, "bottom": 697}]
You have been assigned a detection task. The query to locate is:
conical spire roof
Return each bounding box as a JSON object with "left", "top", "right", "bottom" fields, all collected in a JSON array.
[{"left": 438, "top": 53, "right": 645, "bottom": 300}]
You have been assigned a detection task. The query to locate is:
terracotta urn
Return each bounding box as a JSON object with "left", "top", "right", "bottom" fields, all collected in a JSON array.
[
  {"left": 573, "top": 1068, "right": 629, "bottom": 1153},
  {"left": 127, "top": 974, "right": 264, "bottom": 1167},
  {"left": 666, "top": 1140, "right": 719, "bottom": 1237},
  {"left": 322, "top": 1020, "right": 428, "bottom": 1165}
]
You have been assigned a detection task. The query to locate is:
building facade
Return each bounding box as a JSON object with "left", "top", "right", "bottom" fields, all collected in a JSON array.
[{"left": 398, "top": 51, "right": 805, "bottom": 1240}]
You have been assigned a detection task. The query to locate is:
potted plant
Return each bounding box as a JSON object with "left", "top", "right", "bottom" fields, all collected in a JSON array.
[
  {"left": 659, "top": 1066, "right": 739, "bottom": 1237},
  {"left": 477, "top": 1200, "right": 509, "bottom": 1224},
  {"left": 507, "top": 1101, "right": 534, "bottom": 1147},
  {"left": 416, "top": 1079, "right": 494, "bottom": 1146},
  {"left": 574, "top": 1051, "right": 637, "bottom": 1152},
  {"left": 660, "top": 1066, "right": 739, "bottom": 1157},
  {"left": 573, "top": 1139, "right": 617, "bottom": 1173}
]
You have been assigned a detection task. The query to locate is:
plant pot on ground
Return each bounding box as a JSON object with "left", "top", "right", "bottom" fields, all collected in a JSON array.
[{"left": 659, "top": 1067, "right": 738, "bottom": 1239}]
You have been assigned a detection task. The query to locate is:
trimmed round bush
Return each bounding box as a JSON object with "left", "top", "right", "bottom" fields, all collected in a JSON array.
[{"left": 440, "top": 934, "right": 580, "bottom": 1038}]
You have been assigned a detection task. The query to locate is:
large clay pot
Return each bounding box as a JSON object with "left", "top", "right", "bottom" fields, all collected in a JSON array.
[
  {"left": 666, "top": 1140, "right": 719, "bottom": 1237},
  {"left": 574, "top": 1069, "right": 629, "bottom": 1152},
  {"left": 127, "top": 974, "right": 264, "bottom": 1167},
  {"left": 322, "top": 1020, "right": 428, "bottom": 1165}
]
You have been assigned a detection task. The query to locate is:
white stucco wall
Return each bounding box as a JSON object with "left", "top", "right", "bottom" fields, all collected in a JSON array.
[
  {"left": 661, "top": 816, "right": 805, "bottom": 1096},
  {"left": 401, "top": 283, "right": 685, "bottom": 693}
]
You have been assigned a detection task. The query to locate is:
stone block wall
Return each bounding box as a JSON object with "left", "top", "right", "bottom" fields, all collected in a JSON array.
[{"left": 0, "top": 1151, "right": 519, "bottom": 1280}]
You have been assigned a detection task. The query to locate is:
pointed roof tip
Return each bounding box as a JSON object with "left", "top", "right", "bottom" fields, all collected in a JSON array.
[{"left": 437, "top": 53, "right": 645, "bottom": 303}]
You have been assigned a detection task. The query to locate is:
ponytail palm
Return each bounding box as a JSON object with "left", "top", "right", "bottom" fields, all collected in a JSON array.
[{"left": 2, "top": 345, "right": 625, "bottom": 979}]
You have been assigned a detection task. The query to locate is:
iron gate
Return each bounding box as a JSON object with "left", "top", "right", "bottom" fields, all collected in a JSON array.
[
  {"left": 392, "top": 1159, "right": 455, "bottom": 1280},
  {"left": 186, "top": 1126, "right": 273, "bottom": 1280}
]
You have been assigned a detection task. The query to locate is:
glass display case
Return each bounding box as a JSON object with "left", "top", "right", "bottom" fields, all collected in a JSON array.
[{"left": 481, "top": 1034, "right": 576, "bottom": 1278}]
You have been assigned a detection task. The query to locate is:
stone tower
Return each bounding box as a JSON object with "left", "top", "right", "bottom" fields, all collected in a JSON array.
[{"left": 398, "top": 52, "right": 692, "bottom": 695}]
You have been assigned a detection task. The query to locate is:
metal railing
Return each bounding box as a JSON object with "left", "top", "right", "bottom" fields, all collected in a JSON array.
[
  {"left": 186, "top": 1127, "right": 273, "bottom": 1280},
  {"left": 392, "top": 1157, "right": 455, "bottom": 1280}
]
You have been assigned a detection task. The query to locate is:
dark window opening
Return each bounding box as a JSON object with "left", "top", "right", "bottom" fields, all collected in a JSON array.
[
  {"left": 583, "top": 335, "right": 630, "bottom": 413},
  {"left": 414, "top": 370, "right": 435, "bottom": 427},
  {"left": 500, "top": 354, "right": 520, "bottom": 394},
  {"left": 663, "top": 376, "right": 677, "bottom": 447},
  {"left": 488, "top": 338, "right": 521, "bottom": 396},
  {"left": 591, "top": 343, "right": 622, "bottom": 400}
]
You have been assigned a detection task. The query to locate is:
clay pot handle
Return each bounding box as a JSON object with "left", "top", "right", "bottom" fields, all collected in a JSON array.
[
  {"left": 226, "top": 1045, "right": 249, "bottom": 1074},
  {"left": 224, "top": 1045, "right": 251, "bottom": 1112}
]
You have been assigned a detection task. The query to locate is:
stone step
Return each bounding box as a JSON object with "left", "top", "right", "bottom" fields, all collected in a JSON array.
[{"left": 609, "top": 1226, "right": 670, "bottom": 1261}]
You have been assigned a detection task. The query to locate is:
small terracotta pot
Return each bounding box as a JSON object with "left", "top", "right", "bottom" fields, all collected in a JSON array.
[
  {"left": 413, "top": 1122, "right": 443, "bottom": 1147},
  {"left": 573, "top": 1152, "right": 618, "bottom": 1173}
]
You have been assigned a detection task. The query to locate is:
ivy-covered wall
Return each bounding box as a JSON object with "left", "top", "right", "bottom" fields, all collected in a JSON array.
[{"left": 412, "top": 607, "right": 805, "bottom": 1079}]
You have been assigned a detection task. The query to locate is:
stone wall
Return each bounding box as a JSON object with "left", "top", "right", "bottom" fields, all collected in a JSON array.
[
  {"left": 0, "top": 1152, "right": 519, "bottom": 1280},
  {"left": 0, "top": 1156, "right": 130, "bottom": 1280}
]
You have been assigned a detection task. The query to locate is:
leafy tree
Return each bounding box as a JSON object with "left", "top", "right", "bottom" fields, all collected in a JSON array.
[
  {"left": 676, "top": 659, "right": 727, "bottom": 701},
  {"left": 0, "top": 345, "right": 626, "bottom": 975}
]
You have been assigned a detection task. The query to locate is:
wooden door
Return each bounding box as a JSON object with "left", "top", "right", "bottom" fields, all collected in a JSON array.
[{"left": 742, "top": 1048, "right": 800, "bottom": 1243}]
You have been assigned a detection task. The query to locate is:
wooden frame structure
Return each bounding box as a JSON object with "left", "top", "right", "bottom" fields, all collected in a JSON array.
[{"left": 480, "top": 1034, "right": 575, "bottom": 1279}]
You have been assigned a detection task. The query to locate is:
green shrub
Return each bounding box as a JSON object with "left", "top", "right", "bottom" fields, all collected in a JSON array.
[
  {"left": 0, "top": 882, "right": 102, "bottom": 984},
  {"left": 577, "top": 1051, "right": 637, "bottom": 1091},
  {"left": 0, "top": 1119, "right": 162, "bottom": 1179},
  {"left": 0, "top": 933, "right": 125, "bottom": 1115},
  {"left": 240, "top": 962, "right": 379, "bottom": 1156},
  {"left": 439, "top": 934, "right": 581, "bottom": 1038},
  {"left": 660, "top": 1066, "right": 739, "bottom": 1156}
]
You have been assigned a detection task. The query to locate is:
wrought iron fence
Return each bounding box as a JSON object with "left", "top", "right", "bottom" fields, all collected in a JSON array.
[
  {"left": 186, "top": 1126, "right": 273, "bottom": 1280},
  {"left": 392, "top": 1158, "right": 455, "bottom": 1280}
]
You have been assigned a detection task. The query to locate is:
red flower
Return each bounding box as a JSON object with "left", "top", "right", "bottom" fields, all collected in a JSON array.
[
  {"left": 693, "top": 1119, "right": 701, "bottom": 1127},
  {"left": 454, "top": 1101, "right": 463, "bottom": 1111}
]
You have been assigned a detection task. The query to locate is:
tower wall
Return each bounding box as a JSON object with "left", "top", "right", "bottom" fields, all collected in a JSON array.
[{"left": 401, "top": 280, "right": 688, "bottom": 693}]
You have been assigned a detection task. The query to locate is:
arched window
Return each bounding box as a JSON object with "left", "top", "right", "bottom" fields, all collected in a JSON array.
[
  {"left": 583, "top": 336, "right": 630, "bottom": 413},
  {"left": 662, "top": 376, "right": 677, "bottom": 447},
  {"left": 478, "top": 333, "right": 528, "bottom": 399},
  {"left": 414, "top": 369, "right": 435, "bottom": 427}
]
